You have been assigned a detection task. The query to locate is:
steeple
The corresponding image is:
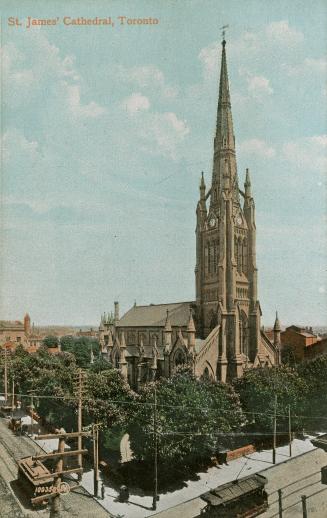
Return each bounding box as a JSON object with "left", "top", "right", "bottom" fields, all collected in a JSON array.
[
  {"left": 215, "top": 39, "right": 235, "bottom": 154},
  {"left": 210, "top": 38, "right": 239, "bottom": 208}
]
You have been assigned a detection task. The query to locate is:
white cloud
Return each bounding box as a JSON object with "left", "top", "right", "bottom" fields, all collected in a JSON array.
[
  {"left": 140, "top": 112, "right": 190, "bottom": 159},
  {"left": 247, "top": 74, "right": 273, "bottom": 96},
  {"left": 265, "top": 21, "right": 304, "bottom": 46},
  {"left": 198, "top": 42, "right": 219, "bottom": 77},
  {"left": 239, "top": 68, "right": 273, "bottom": 98},
  {"left": 283, "top": 135, "right": 327, "bottom": 173},
  {"left": 2, "top": 129, "right": 39, "bottom": 164},
  {"left": 2, "top": 31, "right": 104, "bottom": 117},
  {"left": 66, "top": 84, "right": 105, "bottom": 118},
  {"left": 239, "top": 139, "right": 276, "bottom": 158},
  {"left": 116, "top": 64, "right": 178, "bottom": 99},
  {"left": 121, "top": 92, "right": 150, "bottom": 114},
  {"left": 282, "top": 56, "right": 327, "bottom": 76}
]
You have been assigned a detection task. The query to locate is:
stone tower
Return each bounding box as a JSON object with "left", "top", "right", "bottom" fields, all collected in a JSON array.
[{"left": 195, "top": 38, "right": 261, "bottom": 381}]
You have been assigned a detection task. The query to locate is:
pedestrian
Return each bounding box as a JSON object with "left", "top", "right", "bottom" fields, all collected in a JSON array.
[{"left": 101, "top": 482, "right": 105, "bottom": 500}]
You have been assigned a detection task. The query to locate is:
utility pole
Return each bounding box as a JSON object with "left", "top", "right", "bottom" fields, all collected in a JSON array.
[
  {"left": 288, "top": 405, "right": 292, "bottom": 457},
  {"left": 152, "top": 385, "right": 158, "bottom": 511},
  {"left": 31, "top": 430, "right": 89, "bottom": 507},
  {"left": 278, "top": 488, "right": 283, "bottom": 517},
  {"left": 27, "top": 389, "right": 37, "bottom": 437},
  {"left": 52, "top": 434, "right": 66, "bottom": 513},
  {"left": 93, "top": 423, "right": 99, "bottom": 497},
  {"left": 11, "top": 376, "right": 15, "bottom": 412},
  {"left": 74, "top": 369, "right": 86, "bottom": 480},
  {"left": 4, "top": 348, "right": 8, "bottom": 402},
  {"left": 301, "top": 495, "right": 307, "bottom": 518},
  {"left": 273, "top": 394, "right": 277, "bottom": 464}
]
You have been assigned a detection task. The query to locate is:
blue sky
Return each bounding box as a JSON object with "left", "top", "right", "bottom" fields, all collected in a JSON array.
[{"left": 0, "top": 0, "right": 326, "bottom": 327}]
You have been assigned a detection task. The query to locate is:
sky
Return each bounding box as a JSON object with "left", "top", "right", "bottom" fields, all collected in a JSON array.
[{"left": 0, "top": 0, "right": 326, "bottom": 327}]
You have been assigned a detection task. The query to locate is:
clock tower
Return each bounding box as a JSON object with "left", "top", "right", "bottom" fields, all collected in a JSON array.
[{"left": 195, "top": 38, "right": 261, "bottom": 381}]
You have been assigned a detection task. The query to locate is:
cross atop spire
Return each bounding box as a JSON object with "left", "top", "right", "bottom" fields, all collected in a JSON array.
[{"left": 220, "top": 24, "right": 229, "bottom": 43}]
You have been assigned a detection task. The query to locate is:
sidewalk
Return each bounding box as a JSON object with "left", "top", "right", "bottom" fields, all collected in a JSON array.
[{"left": 77, "top": 437, "right": 316, "bottom": 518}]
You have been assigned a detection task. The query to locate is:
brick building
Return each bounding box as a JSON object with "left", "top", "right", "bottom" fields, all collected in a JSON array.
[
  {"left": 304, "top": 337, "right": 327, "bottom": 361},
  {"left": 281, "top": 325, "right": 320, "bottom": 361}
]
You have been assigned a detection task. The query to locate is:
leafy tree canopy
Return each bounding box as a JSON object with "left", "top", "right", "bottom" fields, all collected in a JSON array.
[
  {"left": 127, "top": 371, "right": 245, "bottom": 470},
  {"left": 42, "top": 335, "right": 59, "bottom": 348},
  {"left": 233, "top": 365, "right": 307, "bottom": 434},
  {"left": 296, "top": 354, "right": 327, "bottom": 431}
]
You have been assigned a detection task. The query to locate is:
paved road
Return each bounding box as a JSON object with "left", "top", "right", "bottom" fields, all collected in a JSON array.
[{"left": 0, "top": 417, "right": 111, "bottom": 517}]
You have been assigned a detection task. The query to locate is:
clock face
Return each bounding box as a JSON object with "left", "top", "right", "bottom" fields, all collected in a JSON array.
[{"left": 209, "top": 217, "right": 216, "bottom": 228}]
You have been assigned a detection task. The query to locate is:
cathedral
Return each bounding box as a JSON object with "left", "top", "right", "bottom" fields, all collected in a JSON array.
[{"left": 99, "top": 39, "right": 280, "bottom": 388}]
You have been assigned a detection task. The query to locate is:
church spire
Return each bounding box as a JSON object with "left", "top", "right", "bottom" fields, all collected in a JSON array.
[
  {"left": 215, "top": 38, "right": 235, "bottom": 153},
  {"left": 210, "top": 37, "right": 239, "bottom": 208}
]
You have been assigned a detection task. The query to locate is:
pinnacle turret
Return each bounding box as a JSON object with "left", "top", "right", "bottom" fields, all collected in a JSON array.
[
  {"left": 200, "top": 172, "right": 206, "bottom": 198},
  {"left": 245, "top": 168, "right": 251, "bottom": 198},
  {"left": 274, "top": 311, "right": 281, "bottom": 332}
]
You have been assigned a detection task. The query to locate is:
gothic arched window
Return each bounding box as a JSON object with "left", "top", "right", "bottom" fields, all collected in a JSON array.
[
  {"left": 240, "top": 312, "right": 248, "bottom": 356},
  {"left": 174, "top": 349, "right": 186, "bottom": 367},
  {"left": 114, "top": 352, "right": 120, "bottom": 369},
  {"left": 237, "top": 237, "right": 242, "bottom": 274},
  {"left": 204, "top": 244, "right": 209, "bottom": 275},
  {"left": 203, "top": 367, "right": 210, "bottom": 379},
  {"left": 242, "top": 239, "right": 248, "bottom": 274},
  {"left": 235, "top": 237, "right": 238, "bottom": 264},
  {"left": 213, "top": 240, "right": 218, "bottom": 273}
]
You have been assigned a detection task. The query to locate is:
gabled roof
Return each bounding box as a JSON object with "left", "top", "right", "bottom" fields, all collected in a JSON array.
[
  {"left": 117, "top": 301, "right": 195, "bottom": 328},
  {"left": 0, "top": 320, "right": 24, "bottom": 330}
]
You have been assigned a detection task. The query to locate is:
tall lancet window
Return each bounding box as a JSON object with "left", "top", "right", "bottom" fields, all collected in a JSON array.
[
  {"left": 213, "top": 240, "right": 218, "bottom": 273},
  {"left": 204, "top": 244, "right": 209, "bottom": 275},
  {"left": 242, "top": 239, "right": 248, "bottom": 274},
  {"left": 237, "top": 237, "right": 242, "bottom": 274},
  {"left": 234, "top": 237, "right": 238, "bottom": 266}
]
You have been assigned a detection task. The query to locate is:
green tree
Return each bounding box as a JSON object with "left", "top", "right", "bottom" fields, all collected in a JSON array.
[
  {"left": 233, "top": 365, "right": 307, "bottom": 434},
  {"left": 42, "top": 335, "right": 59, "bottom": 348},
  {"left": 60, "top": 336, "right": 100, "bottom": 368},
  {"left": 84, "top": 368, "right": 135, "bottom": 429},
  {"left": 297, "top": 354, "right": 327, "bottom": 432},
  {"left": 127, "top": 372, "right": 245, "bottom": 472},
  {"left": 281, "top": 344, "right": 297, "bottom": 366}
]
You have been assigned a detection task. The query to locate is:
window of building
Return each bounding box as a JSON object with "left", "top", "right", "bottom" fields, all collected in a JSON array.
[
  {"left": 242, "top": 239, "right": 248, "bottom": 274},
  {"left": 237, "top": 238, "right": 242, "bottom": 273},
  {"left": 114, "top": 352, "right": 120, "bottom": 369},
  {"left": 174, "top": 349, "right": 186, "bottom": 367}
]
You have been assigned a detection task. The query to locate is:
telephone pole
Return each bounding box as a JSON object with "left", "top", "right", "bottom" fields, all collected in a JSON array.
[
  {"left": 152, "top": 386, "right": 158, "bottom": 511},
  {"left": 11, "top": 376, "right": 15, "bottom": 412},
  {"left": 27, "top": 389, "right": 37, "bottom": 436},
  {"left": 288, "top": 405, "right": 292, "bottom": 457},
  {"left": 74, "top": 369, "right": 86, "bottom": 480},
  {"left": 52, "top": 434, "right": 66, "bottom": 513},
  {"left": 273, "top": 394, "right": 277, "bottom": 464},
  {"left": 93, "top": 423, "right": 99, "bottom": 497},
  {"left": 3, "top": 348, "right": 8, "bottom": 402}
]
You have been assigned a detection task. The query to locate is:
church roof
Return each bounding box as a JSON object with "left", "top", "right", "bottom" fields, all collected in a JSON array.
[
  {"left": 0, "top": 320, "right": 24, "bottom": 330},
  {"left": 116, "top": 301, "right": 194, "bottom": 328}
]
